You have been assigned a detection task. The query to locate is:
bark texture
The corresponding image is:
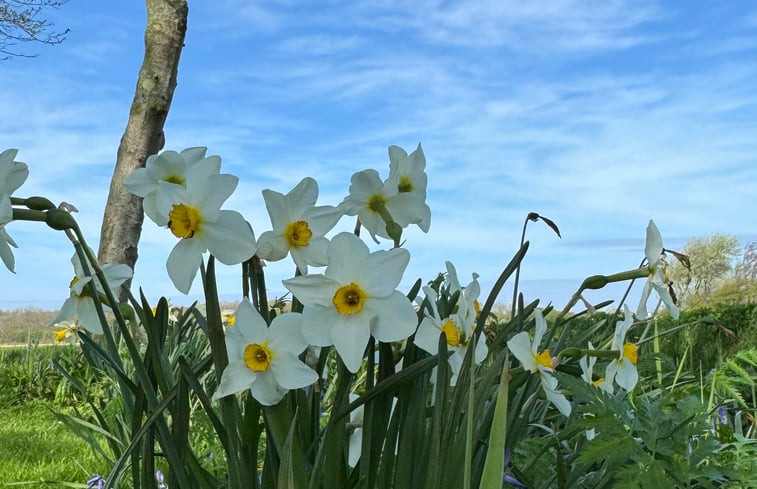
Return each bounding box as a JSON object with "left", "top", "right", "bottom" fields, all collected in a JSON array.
[{"left": 98, "top": 0, "right": 188, "bottom": 282}]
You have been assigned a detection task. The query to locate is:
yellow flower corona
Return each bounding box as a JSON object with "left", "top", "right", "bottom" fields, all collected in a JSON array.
[
  {"left": 623, "top": 343, "right": 638, "bottom": 365},
  {"left": 368, "top": 194, "right": 387, "bottom": 212},
  {"left": 440, "top": 319, "right": 460, "bottom": 347},
  {"left": 535, "top": 350, "right": 554, "bottom": 369},
  {"left": 69, "top": 276, "right": 79, "bottom": 289},
  {"left": 474, "top": 300, "right": 481, "bottom": 317},
  {"left": 285, "top": 220, "right": 313, "bottom": 248},
  {"left": 397, "top": 175, "right": 413, "bottom": 193},
  {"left": 592, "top": 377, "right": 605, "bottom": 388},
  {"left": 163, "top": 174, "right": 185, "bottom": 186},
  {"left": 54, "top": 329, "right": 67, "bottom": 342},
  {"left": 168, "top": 204, "right": 202, "bottom": 239},
  {"left": 244, "top": 343, "right": 273, "bottom": 372},
  {"left": 333, "top": 282, "right": 366, "bottom": 315}
]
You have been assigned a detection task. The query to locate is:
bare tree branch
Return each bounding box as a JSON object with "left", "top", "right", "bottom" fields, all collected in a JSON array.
[{"left": 0, "top": 0, "right": 69, "bottom": 59}]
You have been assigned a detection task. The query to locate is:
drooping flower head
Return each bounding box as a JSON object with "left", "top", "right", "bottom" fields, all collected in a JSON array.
[
  {"left": 604, "top": 305, "right": 639, "bottom": 391},
  {"left": 637, "top": 220, "right": 679, "bottom": 320},
  {"left": 283, "top": 232, "right": 417, "bottom": 373},
  {"left": 0, "top": 149, "right": 29, "bottom": 225},
  {"left": 125, "top": 147, "right": 221, "bottom": 226},
  {"left": 507, "top": 310, "right": 571, "bottom": 416},
  {"left": 257, "top": 177, "right": 342, "bottom": 274},
  {"left": 215, "top": 299, "right": 318, "bottom": 406},
  {"left": 49, "top": 251, "right": 133, "bottom": 334},
  {"left": 579, "top": 341, "right": 613, "bottom": 393}
]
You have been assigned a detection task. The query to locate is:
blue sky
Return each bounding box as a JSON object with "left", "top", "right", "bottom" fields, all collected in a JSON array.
[{"left": 1, "top": 0, "right": 756, "bottom": 312}]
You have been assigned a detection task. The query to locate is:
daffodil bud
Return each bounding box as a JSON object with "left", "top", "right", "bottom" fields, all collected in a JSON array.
[
  {"left": 582, "top": 274, "right": 608, "bottom": 290},
  {"left": 24, "top": 196, "right": 55, "bottom": 211},
  {"left": 45, "top": 208, "right": 77, "bottom": 230}
]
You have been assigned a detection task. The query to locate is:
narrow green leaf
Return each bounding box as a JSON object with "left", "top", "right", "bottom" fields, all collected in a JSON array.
[{"left": 479, "top": 352, "right": 509, "bottom": 489}]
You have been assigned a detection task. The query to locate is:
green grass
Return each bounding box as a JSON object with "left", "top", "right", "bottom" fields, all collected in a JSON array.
[{"left": 0, "top": 402, "right": 106, "bottom": 488}]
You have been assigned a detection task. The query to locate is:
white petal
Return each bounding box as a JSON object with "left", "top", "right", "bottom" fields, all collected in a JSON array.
[
  {"left": 507, "top": 332, "right": 537, "bottom": 373},
  {"left": 286, "top": 177, "right": 318, "bottom": 217},
  {"left": 331, "top": 314, "right": 371, "bottom": 373},
  {"left": 256, "top": 230, "right": 290, "bottom": 262},
  {"left": 604, "top": 360, "right": 619, "bottom": 387},
  {"left": 303, "top": 205, "right": 343, "bottom": 236},
  {"left": 235, "top": 299, "right": 268, "bottom": 342},
  {"left": 124, "top": 168, "right": 155, "bottom": 197},
  {"left": 215, "top": 362, "right": 257, "bottom": 398},
  {"left": 166, "top": 238, "right": 205, "bottom": 294},
  {"left": 268, "top": 312, "right": 308, "bottom": 354},
  {"left": 541, "top": 374, "right": 572, "bottom": 416},
  {"left": 473, "top": 335, "right": 488, "bottom": 364},
  {"left": 262, "top": 188, "right": 290, "bottom": 230},
  {"left": 193, "top": 174, "right": 238, "bottom": 221},
  {"left": 283, "top": 274, "right": 340, "bottom": 308},
  {"left": 49, "top": 297, "right": 77, "bottom": 326},
  {"left": 636, "top": 279, "right": 653, "bottom": 319},
  {"left": 533, "top": 311, "right": 548, "bottom": 354},
  {"left": 359, "top": 248, "right": 410, "bottom": 296},
  {"left": 615, "top": 359, "right": 638, "bottom": 391},
  {"left": 201, "top": 210, "right": 256, "bottom": 265},
  {"left": 365, "top": 291, "right": 417, "bottom": 343},
  {"left": 301, "top": 305, "right": 339, "bottom": 346},
  {"left": 250, "top": 372, "right": 288, "bottom": 406},
  {"left": 271, "top": 352, "right": 318, "bottom": 389},
  {"left": 652, "top": 281, "right": 679, "bottom": 319},
  {"left": 102, "top": 264, "right": 134, "bottom": 289},
  {"left": 414, "top": 317, "right": 443, "bottom": 355},
  {"left": 0, "top": 227, "right": 16, "bottom": 272},
  {"left": 77, "top": 297, "right": 104, "bottom": 334},
  {"left": 348, "top": 428, "right": 363, "bottom": 468},
  {"left": 325, "top": 233, "right": 370, "bottom": 282},
  {"left": 644, "top": 220, "right": 663, "bottom": 266},
  {"left": 291, "top": 236, "right": 329, "bottom": 270}
]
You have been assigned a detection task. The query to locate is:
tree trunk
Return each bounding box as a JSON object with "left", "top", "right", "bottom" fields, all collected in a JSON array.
[{"left": 98, "top": 0, "right": 188, "bottom": 290}]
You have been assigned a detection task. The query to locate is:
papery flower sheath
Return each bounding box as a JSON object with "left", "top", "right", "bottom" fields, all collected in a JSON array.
[
  {"left": 215, "top": 299, "right": 317, "bottom": 406},
  {"left": 283, "top": 232, "right": 417, "bottom": 373},
  {"left": 507, "top": 310, "right": 571, "bottom": 416},
  {"left": 637, "top": 220, "right": 679, "bottom": 320},
  {"left": 0, "top": 149, "right": 29, "bottom": 225},
  {"left": 257, "top": 177, "right": 342, "bottom": 274},
  {"left": 49, "top": 251, "right": 133, "bottom": 334},
  {"left": 125, "top": 147, "right": 221, "bottom": 226}
]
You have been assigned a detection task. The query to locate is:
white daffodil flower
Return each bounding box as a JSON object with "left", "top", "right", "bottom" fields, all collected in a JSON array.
[
  {"left": 415, "top": 284, "right": 487, "bottom": 385},
  {"left": 0, "top": 149, "right": 29, "bottom": 225},
  {"left": 283, "top": 232, "right": 417, "bottom": 373},
  {"left": 125, "top": 147, "right": 221, "bottom": 226},
  {"left": 507, "top": 310, "right": 571, "bottom": 416},
  {"left": 340, "top": 169, "right": 425, "bottom": 243},
  {"left": 257, "top": 177, "right": 342, "bottom": 274},
  {"left": 156, "top": 171, "right": 255, "bottom": 294},
  {"left": 637, "top": 220, "right": 679, "bottom": 320},
  {"left": 215, "top": 299, "right": 317, "bottom": 406},
  {"left": 0, "top": 224, "right": 18, "bottom": 272},
  {"left": 579, "top": 341, "right": 613, "bottom": 394},
  {"left": 604, "top": 305, "right": 639, "bottom": 392},
  {"left": 50, "top": 251, "right": 133, "bottom": 334},
  {"left": 385, "top": 144, "right": 431, "bottom": 232}
]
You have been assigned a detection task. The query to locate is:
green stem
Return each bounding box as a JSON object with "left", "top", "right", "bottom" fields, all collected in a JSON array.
[
  {"left": 11, "top": 208, "right": 47, "bottom": 222},
  {"left": 511, "top": 215, "right": 530, "bottom": 320}
]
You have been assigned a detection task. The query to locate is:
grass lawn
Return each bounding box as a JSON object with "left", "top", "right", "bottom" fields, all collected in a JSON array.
[{"left": 0, "top": 401, "right": 106, "bottom": 488}]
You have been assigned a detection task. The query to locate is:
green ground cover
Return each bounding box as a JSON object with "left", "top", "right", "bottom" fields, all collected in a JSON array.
[{"left": 0, "top": 402, "right": 106, "bottom": 487}]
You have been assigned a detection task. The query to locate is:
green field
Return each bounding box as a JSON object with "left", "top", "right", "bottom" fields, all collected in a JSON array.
[{"left": 0, "top": 402, "right": 106, "bottom": 488}]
